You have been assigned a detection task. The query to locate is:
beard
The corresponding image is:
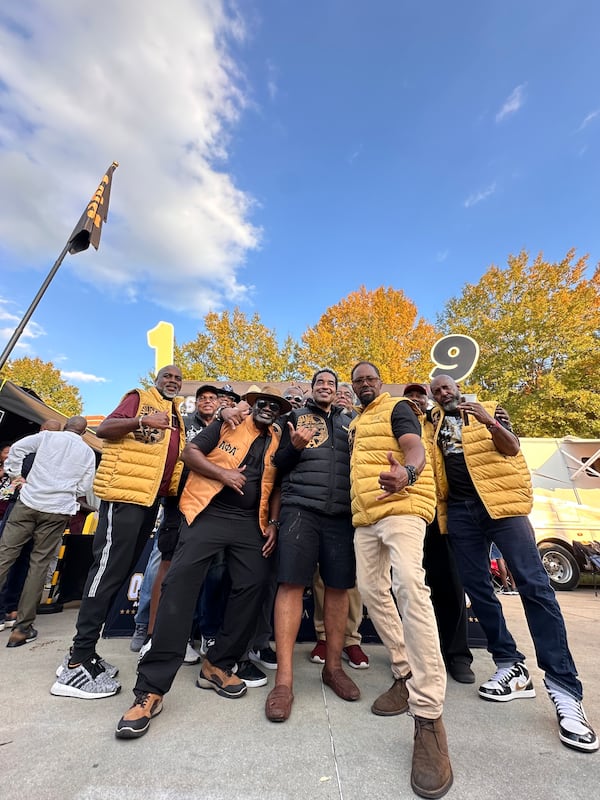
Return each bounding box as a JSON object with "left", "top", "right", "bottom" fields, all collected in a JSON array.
[{"left": 441, "top": 395, "right": 460, "bottom": 412}]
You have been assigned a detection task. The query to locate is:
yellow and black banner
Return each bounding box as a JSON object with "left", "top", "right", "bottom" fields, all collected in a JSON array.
[{"left": 68, "top": 161, "right": 119, "bottom": 254}]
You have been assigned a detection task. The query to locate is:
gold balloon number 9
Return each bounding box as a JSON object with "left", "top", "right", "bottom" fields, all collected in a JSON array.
[{"left": 429, "top": 335, "right": 479, "bottom": 383}]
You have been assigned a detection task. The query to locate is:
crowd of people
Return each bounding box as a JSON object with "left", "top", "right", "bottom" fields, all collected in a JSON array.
[{"left": 0, "top": 364, "right": 597, "bottom": 800}]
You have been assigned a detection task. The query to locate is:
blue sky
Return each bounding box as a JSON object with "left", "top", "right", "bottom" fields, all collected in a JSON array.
[{"left": 1, "top": 1, "right": 599, "bottom": 415}]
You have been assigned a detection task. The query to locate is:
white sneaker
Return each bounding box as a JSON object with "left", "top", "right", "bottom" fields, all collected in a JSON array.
[
  {"left": 478, "top": 662, "right": 536, "bottom": 702},
  {"left": 544, "top": 680, "right": 599, "bottom": 752},
  {"left": 200, "top": 635, "right": 215, "bottom": 657},
  {"left": 184, "top": 641, "right": 201, "bottom": 664}
]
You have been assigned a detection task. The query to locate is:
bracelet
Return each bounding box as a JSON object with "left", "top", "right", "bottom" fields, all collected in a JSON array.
[
  {"left": 214, "top": 407, "right": 223, "bottom": 422},
  {"left": 405, "top": 464, "right": 418, "bottom": 486},
  {"left": 137, "top": 414, "right": 147, "bottom": 432},
  {"left": 486, "top": 419, "right": 501, "bottom": 432},
  {"left": 268, "top": 519, "right": 280, "bottom": 529}
]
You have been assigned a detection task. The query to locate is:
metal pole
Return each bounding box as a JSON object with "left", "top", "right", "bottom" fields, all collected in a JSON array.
[{"left": 0, "top": 241, "right": 70, "bottom": 371}]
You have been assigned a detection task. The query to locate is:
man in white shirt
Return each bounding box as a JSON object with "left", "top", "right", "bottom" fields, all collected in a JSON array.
[{"left": 0, "top": 416, "right": 96, "bottom": 647}]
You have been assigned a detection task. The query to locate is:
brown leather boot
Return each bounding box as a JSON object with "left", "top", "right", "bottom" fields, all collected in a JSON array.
[
  {"left": 411, "top": 715, "right": 453, "bottom": 799},
  {"left": 371, "top": 673, "right": 410, "bottom": 716}
]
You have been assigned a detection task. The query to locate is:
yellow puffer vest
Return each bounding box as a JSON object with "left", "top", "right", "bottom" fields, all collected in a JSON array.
[
  {"left": 349, "top": 393, "right": 436, "bottom": 527},
  {"left": 93, "top": 387, "right": 185, "bottom": 506},
  {"left": 179, "top": 416, "right": 280, "bottom": 531},
  {"left": 430, "top": 402, "right": 533, "bottom": 533}
]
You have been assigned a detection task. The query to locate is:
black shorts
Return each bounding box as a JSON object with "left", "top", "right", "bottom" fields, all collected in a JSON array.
[
  {"left": 277, "top": 506, "right": 356, "bottom": 589},
  {"left": 158, "top": 523, "right": 181, "bottom": 561}
]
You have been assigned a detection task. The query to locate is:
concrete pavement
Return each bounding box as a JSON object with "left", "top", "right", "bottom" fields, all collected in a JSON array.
[{"left": 1, "top": 588, "right": 599, "bottom": 800}]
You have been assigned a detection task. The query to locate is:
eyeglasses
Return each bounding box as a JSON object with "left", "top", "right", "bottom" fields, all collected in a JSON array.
[
  {"left": 255, "top": 399, "right": 281, "bottom": 412},
  {"left": 284, "top": 395, "right": 303, "bottom": 404},
  {"left": 351, "top": 376, "right": 379, "bottom": 386}
]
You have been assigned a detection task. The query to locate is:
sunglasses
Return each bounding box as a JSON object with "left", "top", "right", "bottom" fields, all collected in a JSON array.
[
  {"left": 255, "top": 399, "right": 281, "bottom": 412},
  {"left": 284, "top": 395, "right": 303, "bottom": 404},
  {"left": 352, "top": 376, "right": 379, "bottom": 386}
]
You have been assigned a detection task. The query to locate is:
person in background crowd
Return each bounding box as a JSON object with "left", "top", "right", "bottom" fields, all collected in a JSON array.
[
  {"left": 335, "top": 383, "right": 357, "bottom": 418},
  {"left": 403, "top": 383, "right": 474, "bottom": 684},
  {"left": 282, "top": 385, "right": 306, "bottom": 410},
  {"left": 0, "top": 417, "right": 95, "bottom": 647}
]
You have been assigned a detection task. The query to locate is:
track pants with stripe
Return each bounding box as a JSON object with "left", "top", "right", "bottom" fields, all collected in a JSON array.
[{"left": 70, "top": 499, "right": 160, "bottom": 663}]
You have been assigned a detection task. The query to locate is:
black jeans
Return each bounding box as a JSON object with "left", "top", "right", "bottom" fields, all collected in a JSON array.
[{"left": 136, "top": 505, "right": 273, "bottom": 697}]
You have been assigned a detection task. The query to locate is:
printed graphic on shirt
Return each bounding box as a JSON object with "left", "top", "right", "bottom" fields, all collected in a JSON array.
[
  {"left": 296, "top": 412, "right": 329, "bottom": 448},
  {"left": 439, "top": 416, "right": 464, "bottom": 456}
]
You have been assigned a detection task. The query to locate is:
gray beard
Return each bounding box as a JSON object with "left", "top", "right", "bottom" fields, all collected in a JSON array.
[{"left": 442, "top": 397, "right": 460, "bottom": 412}]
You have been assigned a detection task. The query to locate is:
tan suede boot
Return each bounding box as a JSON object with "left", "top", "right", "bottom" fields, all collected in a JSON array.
[{"left": 410, "top": 715, "right": 453, "bottom": 799}]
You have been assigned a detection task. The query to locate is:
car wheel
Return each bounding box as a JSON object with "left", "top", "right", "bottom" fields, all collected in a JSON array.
[{"left": 538, "top": 542, "right": 580, "bottom": 591}]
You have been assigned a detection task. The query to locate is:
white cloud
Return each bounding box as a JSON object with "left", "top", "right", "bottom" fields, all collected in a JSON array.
[
  {"left": 464, "top": 182, "right": 497, "bottom": 209},
  {"left": 0, "top": 297, "right": 46, "bottom": 350},
  {"left": 495, "top": 84, "right": 527, "bottom": 122},
  {"left": 435, "top": 250, "right": 449, "bottom": 263},
  {"left": 0, "top": 1, "right": 260, "bottom": 318},
  {"left": 61, "top": 370, "right": 108, "bottom": 383},
  {"left": 576, "top": 109, "right": 600, "bottom": 132},
  {"left": 266, "top": 59, "right": 278, "bottom": 101}
]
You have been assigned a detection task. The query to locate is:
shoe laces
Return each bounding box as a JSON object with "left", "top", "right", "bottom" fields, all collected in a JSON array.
[
  {"left": 546, "top": 685, "right": 590, "bottom": 726},
  {"left": 488, "top": 663, "right": 521, "bottom": 686},
  {"left": 133, "top": 692, "right": 155, "bottom": 709}
]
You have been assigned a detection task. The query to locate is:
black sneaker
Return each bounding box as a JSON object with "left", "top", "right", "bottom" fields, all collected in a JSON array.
[
  {"left": 236, "top": 660, "right": 268, "bottom": 687},
  {"left": 544, "top": 680, "right": 599, "bottom": 752},
  {"left": 115, "top": 692, "right": 163, "bottom": 739},
  {"left": 196, "top": 658, "right": 247, "bottom": 698},
  {"left": 248, "top": 645, "right": 277, "bottom": 670},
  {"left": 6, "top": 625, "right": 37, "bottom": 648}
]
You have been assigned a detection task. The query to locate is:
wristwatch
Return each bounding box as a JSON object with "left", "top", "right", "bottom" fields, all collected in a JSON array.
[{"left": 268, "top": 519, "right": 280, "bottom": 529}]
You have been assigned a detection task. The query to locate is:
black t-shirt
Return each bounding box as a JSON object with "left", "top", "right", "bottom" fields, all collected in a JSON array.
[
  {"left": 190, "top": 421, "right": 268, "bottom": 516},
  {"left": 437, "top": 411, "right": 510, "bottom": 502},
  {"left": 390, "top": 401, "right": 421, "bottom": 439}
]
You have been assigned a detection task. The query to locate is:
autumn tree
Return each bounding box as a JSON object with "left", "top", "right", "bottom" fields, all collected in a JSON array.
[
  {"left": 298, "top": 286, "right": 440, "bottom": 383},
  {"left": 3, "top": 356, "right": 83, "bottom": 416},
  {"left": 175, "top": 308, "right": 300, "bottom": 381},
  {"left": 438, "top": 249, "right": 600, "bottom": 437}
]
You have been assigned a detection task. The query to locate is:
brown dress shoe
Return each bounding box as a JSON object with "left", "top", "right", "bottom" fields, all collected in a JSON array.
[
  {"left": 371, "top": 673, "right": 410, "bottom": 716},
  {"left": 265, "top": 685, "right": 294, "bottom": 722},
  {"left": 7, "top": 625, "right": 37, "bottom": 648},
  {"left": 411, "top": 715, "right": 453, "bottom": 799},
  {"left": 322, "top": 667, "right": 360, "bottom": 701}
]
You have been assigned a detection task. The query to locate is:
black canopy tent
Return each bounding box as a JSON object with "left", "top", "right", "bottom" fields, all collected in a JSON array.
[{"left": 0, "top": 378, "right": 101, "bottom": 452}]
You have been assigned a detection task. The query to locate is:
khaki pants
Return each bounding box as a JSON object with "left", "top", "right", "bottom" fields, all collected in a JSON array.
[
  {"left": 354, "top": 514, "right": 446, "bottom": 718},
  {"left": 0, "top": 498, "right": 69, "bottom": 629},
  {"left": 312, "top": 569, "right": 363, "bottom": 646}
]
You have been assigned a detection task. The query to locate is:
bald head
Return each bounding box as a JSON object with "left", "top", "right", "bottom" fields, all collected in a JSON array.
[
  {"left": 155, "top": 365, "right": 183, "bottom": 400},
  {"left": 64, "top": 416, "right": 88, "bottom": 435},
  {"left": 41, "top": 419, "right": 62, "bottom": 432},
  {"left": 430, "top": 375, "right": 461, "bottom": 412}
]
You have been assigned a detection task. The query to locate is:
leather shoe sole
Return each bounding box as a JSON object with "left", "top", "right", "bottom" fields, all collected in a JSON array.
[
  {"left": 265, "top": 685, "right": 294, "bottom": 722},
  {"left": 322, "top": 667, "right": 360, "bottom": 701}
]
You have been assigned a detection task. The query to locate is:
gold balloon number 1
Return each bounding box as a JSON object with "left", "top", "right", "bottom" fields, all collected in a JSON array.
[
  {"left": 147, "top": 321, "right": 175, "bottom": 374},
  {"left": 429, "top": 334, "right": 479, "bottom": 383}
]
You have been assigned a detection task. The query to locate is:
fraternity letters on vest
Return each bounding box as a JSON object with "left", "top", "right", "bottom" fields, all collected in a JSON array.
[{"left": 179, "top": 416, "right": 280, "bottom": 531}]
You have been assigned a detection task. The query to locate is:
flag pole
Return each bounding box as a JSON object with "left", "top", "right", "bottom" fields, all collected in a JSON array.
[{"left": 0, "top": 162, "right": 118, "bottom": 372}]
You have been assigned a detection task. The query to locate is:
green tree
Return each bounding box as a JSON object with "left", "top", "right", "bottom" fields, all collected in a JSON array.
[
  {"left": 175, "top": 308, "right": 299, "bottom": 381},
  {"left": 298, "top": 286, "right": 440, "bottom": 382},
  {"left": 438, "top": 249, "right": 600, "bottom": 437},
  {"left": 3, "top": 356, "right": 83, "bottom": 416}
]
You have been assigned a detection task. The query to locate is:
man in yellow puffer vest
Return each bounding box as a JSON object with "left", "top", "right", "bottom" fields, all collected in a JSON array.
[
  {"left": 349, "top": 362, "right": 452, "bottom": 800},
  {"left": 429, "top": 374, "right": 597, "bottom": 754},
  {"left": 51, "top": 366, "right": 185, "bottom": 701}
]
